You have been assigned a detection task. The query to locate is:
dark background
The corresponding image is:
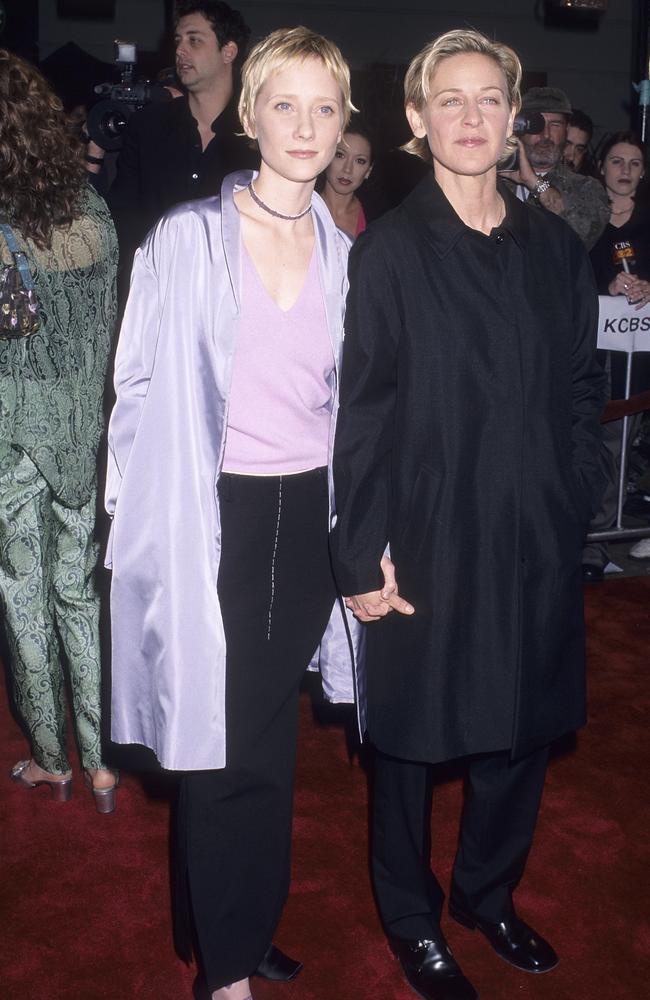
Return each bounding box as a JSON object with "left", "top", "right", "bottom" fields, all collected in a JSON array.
[{"left": 0, "top": 1, "right": 646, "bottom": 151}]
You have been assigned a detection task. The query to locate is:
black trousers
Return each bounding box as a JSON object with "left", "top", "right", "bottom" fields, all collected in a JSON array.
[
  {"left": 372, "top": 745, "right": 550, "bottom": 938},
  {"left": 177, "top": 468, "right": 337, "bottom": 990}
]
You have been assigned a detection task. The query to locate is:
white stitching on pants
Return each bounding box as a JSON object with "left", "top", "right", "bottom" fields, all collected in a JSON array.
[{"left": 267, "top": 477, "right": 282, "bottom": 640}]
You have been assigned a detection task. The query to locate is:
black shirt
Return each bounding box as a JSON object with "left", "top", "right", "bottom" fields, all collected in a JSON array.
[
  {"left": 108, "top": 95, "right": 255, "bottom": 272},
  {"left": 589, "top": 202, "right": 650, "bottom": 293}
]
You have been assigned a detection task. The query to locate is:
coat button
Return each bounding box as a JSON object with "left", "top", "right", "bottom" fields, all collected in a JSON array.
[
  {"left": 191, "top": 172, "right": 199, "bottom": 180},
  {"left": 495, "top": 232, "right": 504, "bottom": 244}
]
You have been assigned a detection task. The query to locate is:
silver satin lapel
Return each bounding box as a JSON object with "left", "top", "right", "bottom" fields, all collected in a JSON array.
[{"left": 220, "top": 170, "right": 251, "bottom": 314}]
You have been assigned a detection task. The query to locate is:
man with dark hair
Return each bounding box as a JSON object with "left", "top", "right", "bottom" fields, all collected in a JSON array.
[
  {"left": 501, "top": 86, "right": 608, "bottom": 249},
  {"left": 564, "top": 109, "right": 595, "bottom": 174},
  {"left": 174, "top": 0, "right": 250, "bottom": 53},
  {"left": 106, "top": 1, "right": 254, "bottom": 275}
]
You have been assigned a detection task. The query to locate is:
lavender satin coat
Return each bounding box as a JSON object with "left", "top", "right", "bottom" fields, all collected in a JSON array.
[{"left": 105, "top": 171, "right": 365, "bottom": 771}]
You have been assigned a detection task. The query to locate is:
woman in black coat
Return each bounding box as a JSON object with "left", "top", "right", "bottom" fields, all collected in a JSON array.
[{"left": 331, "top": 29, "right": 606, "bottom": 1000}]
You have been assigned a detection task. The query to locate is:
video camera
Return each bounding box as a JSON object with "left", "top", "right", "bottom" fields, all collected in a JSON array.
[
  {"left": 85, "top": 41, "right": 171, "bottom": 151},
  {"left": 500, "top": 112, "right": 546, "bottom": 172}
]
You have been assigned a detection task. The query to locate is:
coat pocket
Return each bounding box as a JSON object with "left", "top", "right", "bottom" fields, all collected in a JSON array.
[{"left": 397, "top": 463, "right": 443, "bottom": 562}]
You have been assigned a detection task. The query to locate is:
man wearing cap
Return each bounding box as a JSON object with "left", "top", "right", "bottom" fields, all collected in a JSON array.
[{"left": 501, "top": 86, "right": 608, "bottom": 249}]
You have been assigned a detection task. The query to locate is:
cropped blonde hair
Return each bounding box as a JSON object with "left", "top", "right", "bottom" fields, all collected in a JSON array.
[
  {"left": 238, "top": 26, "right": 354, "bottom": 136},
  {"left": 403, "top": 28, "right": 522, "bottom": 163}
]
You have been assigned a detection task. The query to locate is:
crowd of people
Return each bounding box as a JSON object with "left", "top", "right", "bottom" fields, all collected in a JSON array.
[{"left": 1, "top": 3, "right": 647, "bottom": 1000}]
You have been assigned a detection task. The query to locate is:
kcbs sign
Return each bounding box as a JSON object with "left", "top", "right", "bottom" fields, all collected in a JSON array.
[{"left": 597, "top": 296, "right": 650, "bottom": 353}]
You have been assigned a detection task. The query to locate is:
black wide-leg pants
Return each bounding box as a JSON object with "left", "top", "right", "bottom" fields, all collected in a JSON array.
[
  {"left": 372, "top": 744, "right": 550, "bottom": 938},
  {"left": 177, "top": 468, "right": 338, "bottom": 990}
]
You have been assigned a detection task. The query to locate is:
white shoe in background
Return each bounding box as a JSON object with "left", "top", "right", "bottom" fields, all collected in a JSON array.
[{"left": 629, "top": 537, "right": 650, "bottom": 559}]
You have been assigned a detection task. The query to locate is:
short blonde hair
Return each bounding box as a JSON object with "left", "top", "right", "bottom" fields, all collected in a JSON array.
[
  {"left": 403, "top": 28, "right": 522, "bottom": 163},
  {"left": 238, "top": 26, "right": 354, "bottom": 136}
]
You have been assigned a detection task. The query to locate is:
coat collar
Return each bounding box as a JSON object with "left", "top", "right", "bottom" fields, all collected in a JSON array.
[{"left": 402, "top": 172, "right": 529, "bottom": 258}]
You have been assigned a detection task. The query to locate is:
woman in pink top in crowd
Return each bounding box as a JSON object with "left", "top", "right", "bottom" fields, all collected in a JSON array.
[
  {"left": 321, "top": 117, "right": 374, "bottom": 238},
  {"left": 105, "top": 26, "right": 363, "bottom": 1000}
]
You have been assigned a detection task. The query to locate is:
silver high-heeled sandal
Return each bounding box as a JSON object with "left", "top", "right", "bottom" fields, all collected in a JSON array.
[
  {"left": 10, "top": 759, "right": 72, "bottom": 802},
  {"left": 84, "top": 769, "right": 119, "bottom": 814}
]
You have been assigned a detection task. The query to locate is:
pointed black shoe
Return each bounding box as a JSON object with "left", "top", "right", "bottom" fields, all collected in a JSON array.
[
  {"left": 389, "top": 931, "right": 479, "bottom": 1000},
  {"left": 449, "top": 904, "right": 558, "bottom": 974},
  {"left": 254, "top": 943, "right": 303, "bottom": 981},
  {"left": 192, "top": 944, "right": 303, "bottom": 998}
]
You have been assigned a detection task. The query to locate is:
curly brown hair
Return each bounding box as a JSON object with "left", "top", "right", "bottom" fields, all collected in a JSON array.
[{"left": 0, "top": 49, "right": 86, "bottom": 248}]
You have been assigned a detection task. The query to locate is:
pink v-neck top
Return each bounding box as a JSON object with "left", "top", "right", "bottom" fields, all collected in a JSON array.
[{"left": 222, "top": 243, "right": 335, "bottom": 475}]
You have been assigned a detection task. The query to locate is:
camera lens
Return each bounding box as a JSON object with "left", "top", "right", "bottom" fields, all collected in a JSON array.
[{"left": 86, "top": 99, "right": 131, "bottom": 151}]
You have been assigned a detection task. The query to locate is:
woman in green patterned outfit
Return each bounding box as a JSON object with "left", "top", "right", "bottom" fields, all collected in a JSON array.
[{"left": 0, "top": 51, "right": 119, "bottom": 810}]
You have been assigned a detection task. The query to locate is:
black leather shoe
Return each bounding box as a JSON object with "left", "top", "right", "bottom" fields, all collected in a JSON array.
[
  {"left": 449, "top": 905, "right": 558, "bottom": 974},
  {"left": 389, "top": 931, "right": 479, "bottom": 1000},
  {"left": 582, "top": 563, "right": 604, "bottom": 583},
  {"left": 254, "top": 943, "right": 303, "bottom": 981}
]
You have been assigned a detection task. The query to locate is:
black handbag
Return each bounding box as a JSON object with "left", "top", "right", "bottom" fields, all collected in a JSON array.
[{"left": 0, "top": 220, "right": 40, "bottom": 339}]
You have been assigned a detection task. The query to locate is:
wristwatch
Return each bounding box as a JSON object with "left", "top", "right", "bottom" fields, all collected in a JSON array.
[{"left": 532, "top": 178, "right": 551, "bottom": 200}]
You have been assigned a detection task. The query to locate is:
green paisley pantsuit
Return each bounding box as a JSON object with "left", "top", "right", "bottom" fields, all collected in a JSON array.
[
  {"left": 0, "top": 186, "right": 117, "bottom": 775},
  {"left": 0, "top": 447, "right": 102, "bottom": 771}
]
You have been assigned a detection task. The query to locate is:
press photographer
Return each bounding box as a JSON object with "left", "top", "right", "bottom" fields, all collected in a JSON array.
[
  {"left": 85, "top": 41, "right": 171, "bottom": 152},
  {"left": 84, "top": 41, "right": 172, "bottom": 188},
  {"left": 499, "top": 85, "right": 609, "bottom": 249},
  {"left": 106, "top": 1, "right": 255, "bottom": 286}
]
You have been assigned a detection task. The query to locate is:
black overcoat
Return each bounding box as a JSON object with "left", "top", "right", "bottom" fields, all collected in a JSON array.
[{"left": 331, "top": 175, "right": 606, "bottom": 764}]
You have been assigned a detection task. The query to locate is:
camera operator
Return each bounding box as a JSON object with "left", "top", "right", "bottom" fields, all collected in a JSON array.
[
  {"left": 101, "top": 1, "right": 254, "bottom": 280},
  {"left": 500, "top": 86, "right": 608, "bottom": 250}
]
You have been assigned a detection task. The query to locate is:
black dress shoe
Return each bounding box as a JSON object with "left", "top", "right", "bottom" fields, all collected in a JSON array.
[
  {"left": 582, "top": 563, "right": 604, "bottom": 583},
  {"left": 389, "top": 931, "right": 479, "bottom": 1000},
  {"left": 192, "top": 944, "right": 302, "bottom": 997},
  {"left": 449, "top": 904, "right": 558, "bottom": 974},
  {"left": 254, "top": 943, "right": 303, "bottom": 981}
]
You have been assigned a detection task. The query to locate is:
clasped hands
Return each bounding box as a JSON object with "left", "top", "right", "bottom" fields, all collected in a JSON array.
[{"left": 344, "top": 555, "right": 415, "bottom": 623}]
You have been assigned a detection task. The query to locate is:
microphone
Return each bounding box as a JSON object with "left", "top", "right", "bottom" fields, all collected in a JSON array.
[
  {"left": 512, "top": 112, "right": 545, "bottom": 135},
  {"left": 613, "top": 241, "right": 641, "bottom": 304}
]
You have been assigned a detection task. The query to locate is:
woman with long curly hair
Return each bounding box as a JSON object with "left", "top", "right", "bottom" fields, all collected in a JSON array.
[{"left": 0, "top": 50, "right": 119, "bottom": 811}]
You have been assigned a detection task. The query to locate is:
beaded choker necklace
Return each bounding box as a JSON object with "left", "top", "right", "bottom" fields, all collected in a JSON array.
[{"left": 248, "top": 181, "right": 312, "bottom": 221}]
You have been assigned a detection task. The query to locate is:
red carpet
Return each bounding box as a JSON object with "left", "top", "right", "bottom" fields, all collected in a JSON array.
[{"left": 1, "top": 578, "right": 649, "bottom": 999}]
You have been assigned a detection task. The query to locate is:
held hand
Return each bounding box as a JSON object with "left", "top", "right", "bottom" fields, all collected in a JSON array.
[
  {"left": 609, "top": 272, "right": 650, "bottom": 309},
  {"left": 344, "top": 555, "right": 415, "bottom": 623}
]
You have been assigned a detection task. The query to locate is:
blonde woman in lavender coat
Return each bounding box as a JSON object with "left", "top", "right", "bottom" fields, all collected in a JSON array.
[{"left": 105, "top": 27, "right": 364, "bottom": 1000}]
